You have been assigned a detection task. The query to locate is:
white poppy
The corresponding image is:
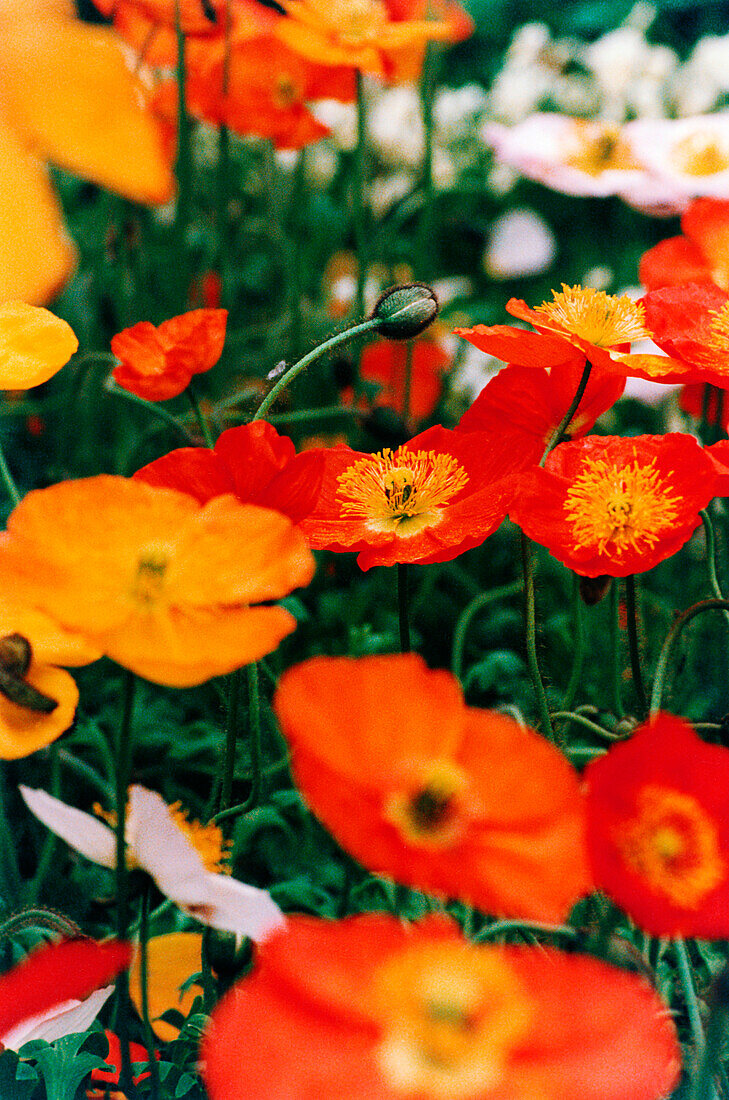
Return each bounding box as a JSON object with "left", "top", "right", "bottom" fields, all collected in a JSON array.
[
  {"left": 20, "top": 785, "right": 284, "bottom": 941},
  {"left": 1, "top": 986, "right": 113, "bottom": 1051}
]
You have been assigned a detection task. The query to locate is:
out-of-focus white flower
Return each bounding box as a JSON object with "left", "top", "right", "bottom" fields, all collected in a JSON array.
[
  {"left": 447, "top": 338, "right": 504, "bottom": 401},
  {"left": 309, "top": 100, "right": 357, "bottom": 151},
  {"left": 432, "top": 147, "right": 456, "bottom": 189},
  {"left": 369, "top": 172, "right": 415, "bottom": 216},
  {"left": 585, "top": 27, "right": 676, "bottom": 121},
  {"left": 674, "top": 35, "right": 729, "bottom": 116},
  {"left": 625, "top": 112, "right": 729, "bottom": 201},
  {"left": 581, "top": 265, "right": 614, "bottom": 291},
  {"left": 20, "top": 785, "right": 285, "bottom": 941},
  {"left": 483, "top": 207, "right": 556, "bottom": 279},
  {"left": 433, "top": 84, "right": 488, "bottom": 143},
  {"left": 1, "top": 986, "right": 113, "bottom": 1052},
  {"left": 430, "top": 276, "right": 473, "bottom": 307},
  {"left": 305, "top": 143, "right": 339, "bottom": 189},
  {"left": 368, "top": 85, "right": 424, "bottom": 168}
]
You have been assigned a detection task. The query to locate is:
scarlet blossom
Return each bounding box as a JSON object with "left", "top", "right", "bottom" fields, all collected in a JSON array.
[
  {"left": 111, "top": 309, "right": 227, "bottom": 402},
  {"left": 640, "top": 198, "right": 729, "bottom": 292},
  {"left": 21, "top": 784, "right": 285, "bottom": 939},
  {"left": 640, "top": 281, "right": 729, "bottom": 388},
  {"left": 510, "top": 434, "right": 718, "bottom": 578},
  {"left": 0, "top": 938, "right": 131, "bottom": 1049},
  {"left": 680, "top": 382, "right": 729, "bottom": 430},
  {"left": 0, "top": 476, "right": 314, "bottom": 686},
  {"left": 353, "top": 338, "right": 450, "bottom": 422},
  {"left": 299, "top": 424, "right": 534, "bottom": 570},
  {"left": 0, "top": 0, "right": 173, "bottom": 304},
  {"left": 88, "top": 1031, "right": 156, "bottom": 1093},
  {"left": 456, "top": 362, "right": 625, "bottom": 453},
  {"left": 586, "top": 713, "right": 729, "bottom": 938},
  {"left": 202, "top": 914, "right": 681, "bottom": 1100},
  {"left": 274, "top": 654, "right": 590, "bottom": 921},
  {"left": 134, "top": 421, "right": 324, "bottom": 523}
]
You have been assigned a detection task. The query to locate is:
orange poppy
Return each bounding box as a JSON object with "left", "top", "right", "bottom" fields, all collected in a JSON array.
[
  {"left": 353, "top": 338, "right": 450, "bottom": 422},
  {"left": 640, "top": 281, "right": 729, "bottom": 388},
  {"left": 510, "top": 433, "right": 718, "bottom": 578},
  {"left": 0, "top": 302, "right": 77, "bottom": 389},
  {"left": 299, "top": 424, "right": 534, "bottom": 570},
  {"left": 456, "top": 362, "right": 625, "bottom": 451},
  {"left": 202, "top": 914, "right": 681, "bottom": 1100},
  {"left": 134, "top": 421, "right": 324, "bottom": 522},
  {"left": 457, "top": 285, "right": 700, "bottom": 384},
  {"left": 111, "top": 308, "right": 227, "bottom": 401},
  {"left": 586, "top": 713, "right": 729, "bottom": 937},
  {"left": 0, "top": 476, "right": 315, "bottom": 687},
  {"left": 274, "top": 654, "right": 590, "bottom": 921},
  {"left": 274, "top": 0, "right": 452, "bottom": 79},
  {"left": 128, "top": 932, "right": 203, "bottom": 1041},
  {"left": 640, "top": 197, "right": 729, "bottom": 292},
  {"left": 0, "top": 2, "right": 173, "bottom": 303}
]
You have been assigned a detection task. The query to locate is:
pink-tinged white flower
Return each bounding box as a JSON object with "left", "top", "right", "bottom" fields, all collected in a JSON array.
[
  {"left": 0, "top": 938, "right": 131, "bottom": 1051},
  {"left": 483, "top": 207, "right": 556, "bottom": 279},
  {"left": 625, "top": 113, "right": 729, "bottom": 204},
  {"left": 20, "top": 784, "right": 284, "bottom": 941}
]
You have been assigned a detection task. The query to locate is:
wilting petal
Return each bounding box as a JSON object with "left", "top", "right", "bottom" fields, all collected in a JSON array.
[
  {"left": 1, "top": 986, "right": 113, "bottom": 1051},
  {"left": 0, "top": 302, "right": 77, "bottom": 389},
  {"left": 20, "top": 784, "right": 116, "bottom": 867}
]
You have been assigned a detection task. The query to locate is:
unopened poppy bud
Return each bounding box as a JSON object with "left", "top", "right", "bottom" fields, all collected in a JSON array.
[
  {"left": 579, "top": 575, "right": 612, "bottom": 605},
  {"left": 0, "top": 633, "right": 32, "bottom": 678},
  {"left": 370, "top": 284, "right": 438, "bottom": 340}
]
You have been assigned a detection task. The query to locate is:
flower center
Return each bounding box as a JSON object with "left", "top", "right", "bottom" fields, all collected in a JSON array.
[
  {"left": 616, "top": 785, "right": 724, "bottom": 908},
  {"left": 372, "top": 943, "right": 533, "bottom": 1099},
  {"left": 273, "top": 72, "right": 301, "bottom": 110},
  {"left": 384, "top": 761, "right": 471, "bottom": 849},
  {"left": 533, "top": 284, "right": 648, "bottom": 347},
  {"left": 336, "top": 447, "right": 468, "bottom": 537},
  {"left": 563, "top": 454, "right": 681, "bottom": 558},
  {"left": 670, "top": 132, "right": 729, "bottom": 177},
  {"left": 132, "top": 551, "right": 169, "bottom": 607},
  {"left": 168, "top": 802, "right": 231, "bottom": 873},
  {"left": 565, "top": 121, "right": 640, "bottom": 176}
]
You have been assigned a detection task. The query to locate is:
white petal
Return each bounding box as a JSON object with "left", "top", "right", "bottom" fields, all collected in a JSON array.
[
  {"left": 19, "top": 786, "right": 115, "bottom": 868},
  {"left": 126, "top": 785, "right": 209, "bottom": 904},
  {"left": 180, "top": 874, "right": 286, "bottom": 941},
  {"left": 1, "top": 986, "right": 114, "bottom": 1050}
]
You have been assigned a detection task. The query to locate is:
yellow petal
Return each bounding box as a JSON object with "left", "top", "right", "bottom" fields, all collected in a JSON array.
[
  {"left": 0, "top": 302, "right": 77, "bottom": 389},
  {"left": 0, "top": 121, "right": 75, "bottom": 305},
  {"left": 0, "top": 18, "right": 174, "bottom": 205},
  {"left": 129, "top": 933, "right": 203, "bottom": 1041},
  {"left": 0, "top": 663, "right": 78, "bottom": 759}
]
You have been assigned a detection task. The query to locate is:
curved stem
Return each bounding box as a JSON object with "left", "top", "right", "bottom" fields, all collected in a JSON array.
[
  {"left": 252, "top": 318, "right": 378, "bottom": 421},
  {"left": 0, "top": 438, "right": 20, "bottom": 507},
  {"left": 397, "top": 564, "right": 411, "bottom": 653},
  {"left": 701, "top": 511, "right": 729, "bottom": 635},
  {"left": 451, "top": 580, "right": 523, "bottom": 680},
  {"left": 104, "top": 378, "right": 196, "bottom": 443},
  {"left": 539, "top": 360, "right": 593, "bottom": 466},
  {"left": 520, "top": 533, "right": 554, "bottom": 740},
  {"left": 550, "top": 711, "right": 618, "bottom": 739},
  {"left": 609, "top": 580, "right": 624, "bottom": 718},
  {"left": 650, "top": 599, "right": 729, "bottom": 715},
  {"left": 0, "top": 907, "right": 81, "bottom": 941},
  {"left": 186, "top": 382, "right": 215, "bottom": 448},
  {"left": 625, "top": 576, "right": 648, "bottom": 718}
]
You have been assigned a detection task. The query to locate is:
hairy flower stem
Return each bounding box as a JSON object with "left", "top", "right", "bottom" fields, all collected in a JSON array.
[
  {"left": 416, "top": 43, "right": 438, "bottom": 281},
  {"left": 105, "top": 378, "right": 196, "bottom": 443},
  {"left": 242, "top": 663, "right": 262, "bottom": 813},
  {"left": 451, "top": 580, "right": 524, "bottom": 680},
  {"left": 624, "top": 576, "right": 648, "bottom": 718},
  {"left": 253, "top": 318, "right": 378, "bottom": 421},
  {"left": 397, "top": 564, "right": 411, "bottom": 653},
  {"left": 609, "top": 581, "right": 624, "bottom": 719},
  {"left": 539, "top": 361, "right": 593, "bottom": 466},
  {"left": 0, "top": 438, "right": 20, "bottom": 507},
  {"left": 28, "top": 743, "right": 60, "bottom": 902},
  {"left": 114, "top": 670, "right": 136, "bottom": 1095},
  {"left": 651, "top": 598, "right": 729, "bottom": 715},
  {"left": 353, "top": 70, "right": 368, "bottom": 322},
  {"left": 186, "top": 382, "right": 215, "bottom": 448},
  {"left": 520, "top": 533, "right": 554, "bottom": 740},
  {"left": 219, "top": 667, "right": 242, "bottom": 814},
  {"left": 139, "top": 888, "right": 161, "bottom": 1100},
  {"left": 561, "top": 572, "right": 585, "bottom": 712},
  {"left": 173, "top": 1, "right": 193, "bottom": 277}
]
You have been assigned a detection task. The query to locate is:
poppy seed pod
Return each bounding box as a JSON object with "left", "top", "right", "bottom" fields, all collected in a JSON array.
[{"left": 371, "top": 284, "right": 439, "bottom": 340}]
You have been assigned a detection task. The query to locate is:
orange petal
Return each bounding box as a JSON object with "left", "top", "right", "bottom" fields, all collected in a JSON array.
[
  {"left": 0, "top": 121, "right": 75, "bottom": 305},
  {"left": 0, "top": 18, "right": 174, "bottom": 204},
  {"left": 0, "top": 602, "right": 100, "bottom": 667},
  {"left": 0, "top": 663, "right": 78, "bottom": 759},
  {"left": 0, "top": 303, "right": 77, "bottom": 389},
  {"left": 129, "top": 933, "right": 203, "bottom": 1042}
]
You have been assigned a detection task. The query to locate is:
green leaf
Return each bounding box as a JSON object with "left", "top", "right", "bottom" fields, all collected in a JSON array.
[{"left": 22, "top": 1032, "right": 108, "bottom": 1100}]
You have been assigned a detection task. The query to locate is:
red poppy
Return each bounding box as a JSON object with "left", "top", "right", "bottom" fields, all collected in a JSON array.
[
  {"left": 586, "top": 713, "right": 729, "bottom": 937},
  {"left": 456, "top": 285, "right": 697, "bottom": 384},
  {"left": 202, "top": 914, "right": 681, "bottom": 1100},
  {"left": 640, "top": 281, "right": 729, "bottom": 388},
  {"left": 456, "top": 362, "right": 625, "bottom": 451},
  {"left": 510, "top": 434, "right": 718, "bottom": 578},
  {"left": 299, "top": 424, "right": 534, "bottom": 570},
  {"left": 640, "top": 197, "right": 729, "bottom": 292},
  {"left": 0, "top": 938, "right": 131, "bottom": 1043},
  {"left": 111, "top": 308, "right": 227, "bottom": 401},
  {"left": 706, "top": 439, "right": 729, "bottom": 494},
  {"left": 89, "top": 1030, "right": 156, "bottom": 1090},
  {"left": 274, "top": 654, "right": 590, "bottom": 921},
  {"left": 355, "top": 337, "right": 449, "bottom": 422},
  {"left": 134, "top": 421, "right": 324, "bottom": 523}
]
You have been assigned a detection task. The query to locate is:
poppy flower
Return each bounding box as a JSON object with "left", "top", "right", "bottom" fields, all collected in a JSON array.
[
  {"left": 625, "top": 113, "right": 729, "bottom": 206},
  {"left": 0, "top": 476, "right": 314, "bottom": 687},
  {"left": 202, "top": 914, "right": 681, "bottom": 1100},
  {"left": 354, "top": 338, "right": 449, "bottom": 423},
  {"left": 111, "top": 309, "right": 227, "bottom": 402},
  {"left": 640, "top": 281, "right": 729, "bottom": 388},
  {"left": 274, "top": 654, "right": 590, "bottom": 921},
  {"left": 456, "top": 362, "right": 625, "bottom": 452},
  {"left": 511, "top": 433, "right": 717, "bottom": 579},
  {"left": 299, "top": 424, "right": 534, "bottom": 570},
  {"left": 134, "top": 421, "right": 324, "bottom": 523},
  {"left": 0, "top": 2, "right": 173, "bottom": 304},
  {"left": 128, "top": 932, "right": 204, "bottom": 1041},
  {"left": 20, "top": 783, "right": 285, "bottom": 940},
  {"left": 585, "top": 713, "right": 729, "bottom": 937},
  {"left": 88, "top": 1030, "right": 157, "bottom": 1093},
  {"left": 0, "top": 303, "right": 77, "bottom": 389},
  {"left": 640, "top": 198, "right": 729, "bottom": 292},
  {"left": 274, "top": 0, "right": 452, "bottom": 80},
  {"left": 0, "top": 938, "right": 131, "bottom": 1051}
]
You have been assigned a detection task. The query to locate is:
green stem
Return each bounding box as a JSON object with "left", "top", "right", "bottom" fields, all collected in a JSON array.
[
  {"left": 173, "top": 1, "right": 192, "bottom": 255},
  {"left": 609, "top": 580, "right": 624, "bottom": 718},
  {"left": 241, "top": 663, "right": 262, "bottom": 813},
  {"left": 625, "top": 576, "right": 648, "bottom": 718},
  {"left": 186, "top": 382, "right": 215, "bottom": 448},
  {"left": 57, "top": 749, "right": 114, "bottom": 800},
  {"left": 353, "top": 70, "right": 368, "bottom": 322},
  {"left": 402, "top": 340, "right": 415, "bottom": 434},
  {"left": 252, "top": 318, "right": 378, "bottom": 421},
  {"left": 397, "top": 563, "right": 411, "bottom": 653},
  {"left": 451, "top": 580, "right": 523, "bottom": 680},
  {"left": 0, "top": 907, "right": 81, "bottom": 941},
  {"left": 692, "top": 993, "right": 725, "bottom": 1100},
  {"left": 267, "top": 405, "right": 361, "bottom": 426},
  {"left": 218, "top": 668, "right": 241, "bottom": 814},
  {"left": 550, "top": 711, "right": 618, "bottom": 739},
  {"left": 104, "top": 378, "right": 196, "bottom": 443},
  {"left": 215, "top": 0, "right": 232, "bottom": 305},
  {"left": 0, "top": 437, "right": 20, "bottom": 507},
  {"left": 287, "top": 149, "right": 306, "bottom": 361},
  {"left": 701, "top": 511, "right": 729, "bottom": 633},
  {"left": 520, "top": 533, "right": 554, "bottom": 740},
  {"left": 28, "top": 743, "right": 60, "bottom": 901},
  {"left": 416, "top": 43, "right": 438, "bottom": 280},
  {"left": 474, "top": 918, "right": 576, "bottom": 943},
  {"left": 114, "top": 671, "right": 136, "bottom": 1096},
  {"left": 562, "top": 572, "right": 585, "bottom": 712},
  {"left": 139, "top": 889, "right": 161, "bottom": 1100},
  {"left": 650, "top": 599, "right": 729, "bottom": 715},
  {"left": 540, "top": 361, "right": 593, "bottom": 466},
  {"left": 0, "top": 765, "right": 20, "bottom": 901},
  {"left": 675, "top": 939, "right": 707, "bottom": 1058}
]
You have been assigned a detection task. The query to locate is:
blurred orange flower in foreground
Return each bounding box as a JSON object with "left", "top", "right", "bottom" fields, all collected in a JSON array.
[
  {"left": 0, "top": 302, "right": 77, "bottom": 389},
  {"left": 274, "top": 654, "right": 590, "bottom": 920},
  {"left": 0, "top": 0, "right": 173, "bottom": 304},
  {"left": 111, "top": 309, "right": 227, "bottom": 401},
  {"left": 203, "top": 914, "right": 681, "bottom": 1100},
  {"left": 0, "top": 476, "right": 314, "bottom": 686}
]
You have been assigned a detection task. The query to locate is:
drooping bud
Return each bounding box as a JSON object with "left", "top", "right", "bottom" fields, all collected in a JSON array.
[
  {"left": 370, "top": 284, "right": 438, "bottom": 341},
  {"left": 0, "top": 633, "right": 32, "bottom": 678}
]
